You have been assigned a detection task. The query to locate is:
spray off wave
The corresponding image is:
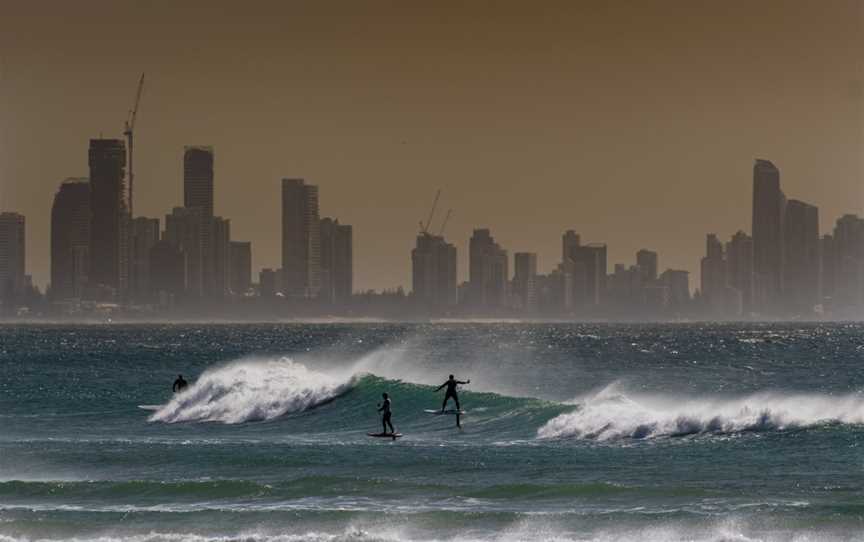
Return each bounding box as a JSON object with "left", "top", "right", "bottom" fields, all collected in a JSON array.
[
  {"left": 148, "top": 358, "right": 356, "bottom": 424},
  {"left": 538, "top": 384, "right": 864, "bottom": 440}
]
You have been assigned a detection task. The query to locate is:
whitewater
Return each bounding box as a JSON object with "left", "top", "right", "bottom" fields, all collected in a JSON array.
[{"left": 3, "top": 323, "right": 864, "bottom": 541}]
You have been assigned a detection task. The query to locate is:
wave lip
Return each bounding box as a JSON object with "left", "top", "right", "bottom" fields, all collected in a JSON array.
[
  {"left": 148, "top": 358, "right": 355, "bottom": 424},
  {"left": 537, "top": 386, "right": 864, "bottom": 441}
]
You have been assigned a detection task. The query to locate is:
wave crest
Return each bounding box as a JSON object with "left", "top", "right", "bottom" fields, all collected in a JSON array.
[
  {"left": 148, "top": 358, "right": 355, "bottom": 424},
  {"left": 537, "top": 385, "right": 864, "bottom": 440}
]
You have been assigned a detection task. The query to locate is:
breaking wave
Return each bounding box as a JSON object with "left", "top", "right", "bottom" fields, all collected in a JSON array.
[
  {"left": 538, "top": 384, "right": 864, "bottom": 440},
  {"left": 148, "top": 358, "right": 356, "bottom": 424}
]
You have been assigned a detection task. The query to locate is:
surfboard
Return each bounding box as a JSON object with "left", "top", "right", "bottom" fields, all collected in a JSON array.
[
  {"left": 367, "top": 432, "right": 403, "bottom": 439},
  {"left": 424, "top": 409, "right": 466, "bottom": 415},
  {"left": 138, "top": 405, "right": 162, "bottom": 411}
]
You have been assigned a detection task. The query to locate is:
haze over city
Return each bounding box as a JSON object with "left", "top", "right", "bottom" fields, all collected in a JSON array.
[{"left": 1, "top": 0, "right": 861, "bottom": 297}]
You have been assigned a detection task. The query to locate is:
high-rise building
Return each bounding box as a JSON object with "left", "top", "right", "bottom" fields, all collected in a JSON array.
[
  {"left": 752, "top": 159, "right": 786, "bottom": 311},
  {"left": 281, "top": 179, "right": 321, "bottom": 299},
  {"left": 562, "top": 230, "right": 581, "bottom": 263},
  {"left": 725, "top": 231, "right": 755, "bottom": 315},
  {"left": 412, "top": 233, "right": 457, "bottom": 310},
  {"left": 149, "top": 240, "right": 186, "bottom": 302},
  {"left": 183, "top": 147, "right": 217, "bottom": 298},
  {"left": 568, "top": 243, "right": 607, "bottom": 308},
  {"left": 701, "top": 233, "right": 728, "bottom": 314},
  {"left": 636, "top": 249, "right": 658, "bottom": 284},
  {"left": 211, "top": 217, "right": 231, "bottom": 298},
  {"left": 229, "top": 241, "right": 252, "bottom": 296},
  {"left": 513, "top": 252, "right": 538, "bottom": 312},
  {"left": 820, "top": 234, "right": 836, "bottom": 306},
  {"left": 183, "top": 147, "right": 214, "bottom": 219},
  {"left": 0, "top": 213, "right": 26, "bottom": 304},
  {"left": 50, "top": 179, "right": 90, "bottom": 301},
  {"left": 468, "top": 229, "right": 509, "bottom": 310},
  {"left": 259, "top": 268, "right": 281, "bottom": 298},
  {"left": 88, "top": 139, "right": 127, "bottom": 296},
  {"left": 130, "top": 217, "right": 159, "bottom": 302},
  {"left": 784, "top": 199, "right": 820, "bottom": 314},
  {"left": 320, "top": 218, "right": 353, "bottom": 306},
  {"left": 831, "top": 214, "right": 864, "bottom": 311},
  {"left": 164, "top": 207, "right": 204, "bottom": 298},
  {"left": 659, "top": 269, "right": 690, "bottom": 310}
]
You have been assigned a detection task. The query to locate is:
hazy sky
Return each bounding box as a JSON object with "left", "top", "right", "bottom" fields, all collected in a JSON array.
[{"left": 1, "top": 0, "right": 861, "bottom": 291}]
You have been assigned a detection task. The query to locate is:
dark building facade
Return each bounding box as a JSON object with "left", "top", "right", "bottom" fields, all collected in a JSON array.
[
  {"left": 50, "top": 179, "right": 90, "bottom": 301},
  {"left": 320, "top": 218, "right": 353, "bottom": 306},
  {"left": 281, "top": 178, "right": 321, "bottom": 299},
  {"left": 88, "top": 139, "right": 127, "bottom": 296},
  {"left": 751, "top": 159, "right": 785, "bottom": 312},
  {"left": 783, "top": 199, "right": 820, "bottom": 314},
  {"left": 412, "top": 232, "right": 457, "bottom": 310},
  {"left": 468, "top": 229, "right": 509, "bottom": 310},
  {"left": 0, "top": 212, "right": 26, "bottom": 304},
  {"left": 229, "top": 241, "right": 252, "bottom": 296}
]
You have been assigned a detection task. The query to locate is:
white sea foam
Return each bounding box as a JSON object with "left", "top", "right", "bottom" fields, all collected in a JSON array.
[
  {"left": 148, "top": 358, "right": 355, "bottom": 424},
  {"left": 538, "top": 383, "right": 864, "bottom": 440}
]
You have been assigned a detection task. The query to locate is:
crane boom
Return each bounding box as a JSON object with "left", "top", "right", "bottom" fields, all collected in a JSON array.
[
  {"left": 438, "top": 209, "right": 453, "bottom": 236},
  {"left": 421, "top": 189, "right": 441, "bottom": 234},
  {"left": 124, "top": 73, "right": 145, "bottom": 217}
]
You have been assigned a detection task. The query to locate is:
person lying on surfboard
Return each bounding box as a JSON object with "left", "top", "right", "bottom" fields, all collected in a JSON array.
[
  {"left": 435, "top": 375, "right": 470, "bottom": 413},
  {"left": 378, "top": 393, "right": 395, "bottom": 435}
]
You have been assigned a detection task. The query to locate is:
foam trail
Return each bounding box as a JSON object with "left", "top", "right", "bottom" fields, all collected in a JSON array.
[
  {"left": 149, "top": 358, "right": 355, "bottom": 424},
  {"left": 538, "top": 383, "right": 864, "bottom": 440}
]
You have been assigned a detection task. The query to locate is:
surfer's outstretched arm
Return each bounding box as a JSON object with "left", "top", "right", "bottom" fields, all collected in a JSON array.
[
  {"left": 456, "top": 380, "right": 470, "bottom": 385},
  {"left": 435, "top": 382, "right": 446, "bottom": 392}
]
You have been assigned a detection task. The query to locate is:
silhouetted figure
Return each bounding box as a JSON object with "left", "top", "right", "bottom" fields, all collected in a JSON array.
[
  {"left": 172, "top": 374, "right": 188, "bottom": 393},
  {"left": 436, "top": 374, "right": 470, "bottom": 413},
  {"left": 378, "top": 393, "right": 395, "bottom": 434}
]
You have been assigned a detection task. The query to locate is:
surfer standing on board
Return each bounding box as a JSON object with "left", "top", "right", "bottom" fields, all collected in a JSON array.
[
  {"left": 378, "top": 393, "right": 395, "bottom": 434},
  {"left": 435, "top": 374, "right": 470, "bottom": 413}
]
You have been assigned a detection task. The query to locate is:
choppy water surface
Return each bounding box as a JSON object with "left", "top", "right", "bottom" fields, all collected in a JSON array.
[{"left": 2, "top": 323, "right": 864, "bottom": 541}]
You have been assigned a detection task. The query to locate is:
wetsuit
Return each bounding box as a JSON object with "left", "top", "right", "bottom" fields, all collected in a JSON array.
[
  {"left": 437, "top": 378, "right": 468, "bottom": 412},
  {"left": 173, "top": 377, "right": 188, "bottom": 393},
  {"left": 379, "top": 398, "right": 394, "bottom": 433}
]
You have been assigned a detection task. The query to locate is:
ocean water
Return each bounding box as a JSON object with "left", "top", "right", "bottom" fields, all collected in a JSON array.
[{"left": 2, "top": 323, "right": 864, "bottom": 541}]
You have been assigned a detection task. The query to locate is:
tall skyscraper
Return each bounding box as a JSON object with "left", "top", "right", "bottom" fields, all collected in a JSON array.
[
  {"left": 660, "top": 269, "right": 690, "bottom": 310},
  {"left": 229, "top": 241, "right": 252, "bottom": 295},
  {"left": 149, "top": 240, "right": 186, "bottom": 302},
  {"left": 0, "top": 213, "right": 26, "bottom": 304},
  {"left": 784, "top": 199, "right": 820, "bottom": 314},
  {"left": 513, "top": 252, "right": 538, "bottom": 312},
  {"left": 281, "top": 178, "right": 321, "bottom": 298},
  {"left": 636, "top": 249, "right": 658, "bottom": 284},
  {"left": 88, "top": 139, "right": 127, "bottom": 296},
  {"left": 701, "top": 233, "right": 728, "bottom": 314},
  {"left": 320, "top": 218, "right": 353, "bottom": 306},
  {"left": 183, "top": 147, "right": 217, "bottom": 297},
  {"left": 412, "top": 232, "right": 457, "bottom": 310},
  {"left": 130, "top": 217, "right": 160, "bottom": 302},
  {"left": 468, "top": 229, "right": 509, "bottom": 310},
  {"left": 831, "top": 214, "right": 864, "bottom": 311},
  {"left": 752, "top": 159, "right": 786, "bottom": 311},
  {"left": 183, "top": 147, "right": 214, "bottom": 219},
  {"left": 164, "top": 207, "right": 204, "bottom": 298},
  {"left": 726, "top": 231, "right": 755, "bottom": 315},
  {"left": 50, "top": 179, "right": 90, "bottom": 301},
  {"left": 211, "top": 217, "right": 231, "bottom": 298}
]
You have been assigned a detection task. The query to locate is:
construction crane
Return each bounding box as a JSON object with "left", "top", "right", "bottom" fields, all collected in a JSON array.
[
  {"left": 124, "top": 73, "right": 145, "bottom": 217},
  {"left": 419, "top": 189, "right": 441, "bottom": 235},
  {"left": 438, "top": 209, "right": 453, "bottom": 236}
]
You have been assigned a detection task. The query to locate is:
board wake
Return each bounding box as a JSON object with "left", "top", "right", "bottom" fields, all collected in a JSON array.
[
  {"left": 367, "top": 432, "right": 402, "bottom": 439},
  {"left": 424, "top": 409, "right": 466, "bottom": 415},
  {"left": 138, "top": 405, "right": 162, "bottom": 411}
]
